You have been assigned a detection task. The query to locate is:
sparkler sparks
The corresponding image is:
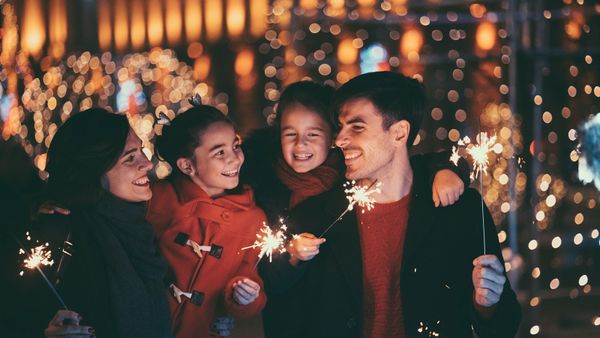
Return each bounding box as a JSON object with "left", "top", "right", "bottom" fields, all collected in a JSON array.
[
  {"left": 15, "top": 232, "right": 68, "bottom": 309},
  {"left": 22, "top": 243, "right": 54, "bottom": 270},
  {"left": 417, "top": 321, "right": 441, "bottom": 337},
  {"left": 319, "top": 180, "right": 381, "bottom": 238},
  {"left": 242, "top": 221, "right": 289, "bottom": 263},
  {"left": 344, "top": 180, "right": 382, "bottom": 212}
]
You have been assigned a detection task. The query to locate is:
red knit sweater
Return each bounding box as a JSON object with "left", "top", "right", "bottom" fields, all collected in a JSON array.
[{"left": 357, "top": 194, "right": 411, "bottom": 338}]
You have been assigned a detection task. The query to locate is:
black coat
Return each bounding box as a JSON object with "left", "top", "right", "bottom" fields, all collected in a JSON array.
[
  {"left": 275, "top": 157, "right": 521, "bottom": 338},
  {"left": 241, "top": 127, "right": 475, "bottom": 337}
]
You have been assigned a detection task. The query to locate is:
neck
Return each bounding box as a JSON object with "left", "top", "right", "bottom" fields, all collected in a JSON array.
[{"left": 359, "top": 153, "right": 413, "bottom": 203}]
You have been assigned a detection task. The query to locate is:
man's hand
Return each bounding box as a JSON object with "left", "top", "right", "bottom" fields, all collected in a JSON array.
[
  {"left": 287, "top": 233, "right": 325, "bottom": 265},
  {"left": 44, "top": 310, "right": 94, "bottom": 338},
  {"left": 432, "top": 169, "right": 465, "bottom": 207},
  {"left": 472, "top": 255, "right": 506, "bottom": 308},
  {"left": 232, "top": 278, "right": 261, "bottom": 305},
  {"left": 211, "top": 316, "right": 234, "bottom": 337}
]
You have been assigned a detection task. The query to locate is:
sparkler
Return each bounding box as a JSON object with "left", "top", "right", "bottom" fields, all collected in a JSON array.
[
  {"left": 241, "top": 220, "right": 290, "bottom": 265},
  {"left": 417, "top": 321, "right": 441, "bottom": 337},
  {"left": 17, "top": 232, "right": 69, "bottom": 309},
  {"left": 318, "top": 180, "right": 381, "bottom": 238},
  {"left": 450, "top": 132, "right": 498, "bottom": 254}
]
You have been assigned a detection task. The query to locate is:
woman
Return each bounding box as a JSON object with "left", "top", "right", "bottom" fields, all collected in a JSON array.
[{"left": 10, "top": 108, "right": 172, "bottom": 338}]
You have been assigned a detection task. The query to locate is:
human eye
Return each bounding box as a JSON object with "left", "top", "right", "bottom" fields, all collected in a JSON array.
[
  {"left": 214, "top": 150, "right": 225, "bottom": 158},
  {"left": 351, "top": 125, "right": 365, "bottom": 132}
]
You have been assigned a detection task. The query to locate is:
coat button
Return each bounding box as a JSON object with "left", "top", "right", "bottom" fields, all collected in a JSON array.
[
  {"left": 346, "top": 317, "right": 357, "bottom": 329},
  {"left": 221, "top": 211, "right": 231, "bottom": 221}
]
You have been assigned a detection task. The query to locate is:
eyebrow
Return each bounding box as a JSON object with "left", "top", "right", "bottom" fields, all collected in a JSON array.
[
  {"left": 344, "top": 116, "right": 366, "bottom": 125},
  {"left": 120, "top": 147, "right": 138, "bottom": 158},
  {"left": 209, "top": 144, "right": 226, "bottom": 152}
]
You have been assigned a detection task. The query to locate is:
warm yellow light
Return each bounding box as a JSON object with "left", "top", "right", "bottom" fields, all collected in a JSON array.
[
  {"left": 476, "top": 21, "right": 497, "bottom": 51},
  {"left": 235, "top": 49, "right": 254, "bottom": 77},
  {"left": 227, "top": 0, "right": 245, "bottom": 38},
  {"left": 194, "top": 55, "right": 211, "bottom": 81},
  {"left": 166, "top": 0, "right": 183, "bottom": 46},
  {"left": 300, "top": 0, "right": 319, "bottom": 10},
  {"left": 400, "top": 28, "right": 423, "bottom": 58},
  {"left": 114, "top": 0, "right": 129, "bottom": 51},
  {"left": 98, "top": 0, "right": 112, "bottom": 50},
  {"left": 205, "top": 0, "right": 223, "bottom": 42},
  {"left": 326, "top": 0, "right": 345, "bottom": 17},
  {"left": 21, "top": 0, "right": 46, "bottom": 57},
  {"left": 185, "top": 0, "right": 202, "bottom": 42},
  {"left": 148, "top": 0, "right": 164, "bottom": 47},
  {"left": 250, "top": 0, "right": 268, "bottom": 38},
  {"left": 49, "top": 0, "right": 67, "bottom": 58},
  {"left": 130, "top": 0, "right": 146, "bottom": 50},
  {"left": 337, "top": 38, "right": 358, "bottom": 65}
]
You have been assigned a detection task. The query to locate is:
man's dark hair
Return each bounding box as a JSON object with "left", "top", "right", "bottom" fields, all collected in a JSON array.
[
  {"left": 275, "top": 81, "right": 335, "bottom": 129},
  {"left": 332, "top": 71, "right": 425, "bottom": 148},
  {"left": 45, "top": 108, "right": 130, "bottom": 206}
]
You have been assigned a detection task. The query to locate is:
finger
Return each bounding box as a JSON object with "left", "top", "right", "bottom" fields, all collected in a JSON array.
[
  {"left": 44, "top": 325, "right": 94, "bottom": 336},
  {"left": 54, "top": 207, "right": 71, "bottom": 215},
  {"left": 300, "top": 233, "right": 316, "bottom": 239},
  {"left": 440, "top": 191, "right": 450, "bottom": 207},
  {"left": 50, "top": 310, "right": 81, "bottom": 326},
  {"left": 234, "top": 289, "right": 252, "bottom": 304},
  {"left": 476, "top": 277, "right": 504, "bottom": 291},
  {"left": 474, "top": 255, "right": 504, "bottom": 273},
  {"left": 304, "top": 238, "right": 326, "bottom": 246},
  {"left": 432, "top": 190, "right": 440, "bottom": 207},
  {"left": 238, "top": 280, "right": 260, "bottom": 294},
  {"left": 474, "top": 267, "right": 506, "bottom": 285},
  {"left": 234, "top": 285, "right": 254, "bottom": 299},
  {"left": 453, "top": 190, "right": 460, "bottom": 202}
]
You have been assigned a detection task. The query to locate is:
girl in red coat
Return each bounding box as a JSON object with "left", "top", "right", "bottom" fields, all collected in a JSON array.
[{"left": 147, "top": 104, "right": 267, "bottom": 338}]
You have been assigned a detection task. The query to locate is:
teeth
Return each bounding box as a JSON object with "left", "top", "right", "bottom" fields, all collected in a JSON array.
[
  {"left": 294, "top": 153, "right": 313, "bottom": 160},
  {"left": 344, "top": 152, "right": 361, "bottom": 160},
  {"left": 133, "top": 177, "right": 149, "bottom": 185},
  {"left": 222, "top": 170, "right": 239, "bottom": 177}
]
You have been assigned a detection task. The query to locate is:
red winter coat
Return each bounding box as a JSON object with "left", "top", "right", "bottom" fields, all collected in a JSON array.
[{"left": 147, "top": 177, "right": 267, "bottom": 338}]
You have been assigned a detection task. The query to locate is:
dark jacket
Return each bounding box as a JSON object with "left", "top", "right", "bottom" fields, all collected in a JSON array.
[
  {"left": 3, "top": 193, "right": 172, "bottom": 338},
  {"left": 241, "top": 127, "right": 474, "bottom": 338},
  {"left": 275, "top": 156, "right": 521, "bottom": 338}
]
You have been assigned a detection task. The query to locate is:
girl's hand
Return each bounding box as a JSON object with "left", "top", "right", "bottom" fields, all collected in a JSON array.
[
  {"left": 232, "top": 279, "right": 261, "bottom": 305},
  {"left": 432, "top": 169, "right": 465, "bottom": 207},
  {"left": 287, "top": 233, "right": 325, "bottom": 265}
]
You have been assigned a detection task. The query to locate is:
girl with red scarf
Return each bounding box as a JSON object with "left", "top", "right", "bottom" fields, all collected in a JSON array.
[
  {"left": 147, "top": 105, "right": 267, "bottom": 338},
  {"left": 241, "top": 81, "right": 470, "bottom": 337}
]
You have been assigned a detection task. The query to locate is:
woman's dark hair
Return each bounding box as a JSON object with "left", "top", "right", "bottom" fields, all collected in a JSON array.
[
  {"left": 274, "top": 81, "right": 335, "bottom": 129},
  {"left": 155, "top": 105, "right": 233, "bottom": 175},
  {"left": 45, "top": 108, "right": 130, "bottom": 206}
]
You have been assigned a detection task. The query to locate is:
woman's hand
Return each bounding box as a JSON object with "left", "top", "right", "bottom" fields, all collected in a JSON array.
[
  {"left": 38, "top": 201, "right": 71, "bottom": 215},
  {"left": 232, "top": 278, "right": 261, "bottom": 305},
  {"left": 44, "top": 310, "right": 94, "bottom": 338}
]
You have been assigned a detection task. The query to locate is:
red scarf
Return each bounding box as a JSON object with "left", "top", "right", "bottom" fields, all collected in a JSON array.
[{"left": 276, "top": 151, "right": 342, "bottom": 208}]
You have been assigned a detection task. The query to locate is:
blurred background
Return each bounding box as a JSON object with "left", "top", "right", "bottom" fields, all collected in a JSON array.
[{"left": 0, "top": 0, "right": 599, "bottom": 337}]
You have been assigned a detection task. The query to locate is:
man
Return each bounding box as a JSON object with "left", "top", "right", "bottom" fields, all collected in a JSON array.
[{"left": 285, "top": 71, "right": 521, "bottom": 337}]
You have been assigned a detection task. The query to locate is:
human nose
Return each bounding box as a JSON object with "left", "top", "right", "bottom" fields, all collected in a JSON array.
[
  {"left": 335, "top": 128, "right": 349, "bottom": 149},
  {"left": 139, "top": 155, "right": 153, "bottom": 172}
]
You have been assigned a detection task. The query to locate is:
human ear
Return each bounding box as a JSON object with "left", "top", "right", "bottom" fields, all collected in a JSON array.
[
  {"left": 391, "top": 120, "right": 411, "bottom": 145},
  {"left": 176, "top": 158, "right": 195, "bottom": 176}
]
